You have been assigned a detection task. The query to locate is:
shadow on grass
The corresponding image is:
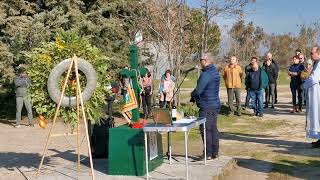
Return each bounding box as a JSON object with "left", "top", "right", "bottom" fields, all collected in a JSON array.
[
  {"left": 221, "top": 132, "right": 316, "bottom": 158},
  {"left": 235, "top": 158, "right": 320, "bottom": 180},
  {"left": 263, "top": 103, "right": 306, "bottom": 117}
]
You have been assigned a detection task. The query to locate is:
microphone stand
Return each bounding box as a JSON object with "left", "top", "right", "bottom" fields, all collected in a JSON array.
[
  {"left": 167, "top": 69, "right": 194, "bottom": 107},
  {"left": 165, "top": 69, "right": 195, "bottom": 162}
]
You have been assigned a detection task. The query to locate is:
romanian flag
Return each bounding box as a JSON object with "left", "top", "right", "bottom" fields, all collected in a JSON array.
[
  {"left": 38, "top": 115, "right": 47, "bottom": 129},
  {"left": 122, "top": 82, "right": 138, "bottom": 123}
]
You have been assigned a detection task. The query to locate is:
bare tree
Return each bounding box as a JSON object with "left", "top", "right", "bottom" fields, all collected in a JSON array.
[{"left": 201, "top": 0, "right": 255, "bottom": 53}]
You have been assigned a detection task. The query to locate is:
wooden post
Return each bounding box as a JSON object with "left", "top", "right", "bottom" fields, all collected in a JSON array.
[
  {"left": 76, "top": 57, "right": 81, "bottom": 171},
  {"left": 37, "top": 58, "right": 75, "bottom": 175},
  {"left": 74, "top": 57, "right": 95, "bottom": 180}
]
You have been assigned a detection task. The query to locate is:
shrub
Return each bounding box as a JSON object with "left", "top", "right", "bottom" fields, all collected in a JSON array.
[
  {"left": 178, "top": 103, "right": 199, "bottom": 117},
  {"left": 25, "top": 30, "right": 114, "bottom": 128}
]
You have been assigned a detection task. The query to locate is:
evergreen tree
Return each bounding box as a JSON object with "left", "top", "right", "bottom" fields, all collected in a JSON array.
[{"left": 0, "top": 0, "right": 143, "bottom": 86}]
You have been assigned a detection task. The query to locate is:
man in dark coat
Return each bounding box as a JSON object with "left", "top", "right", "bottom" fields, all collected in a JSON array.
[
  {"left": 264, "top": 59, "right": 278, "bottom": 108},
  {"left": 266, "top": 52, "right": 279, "bottom": 104},
  {"left": 191, "top": 52, "right": 221, "bottom": 160}
]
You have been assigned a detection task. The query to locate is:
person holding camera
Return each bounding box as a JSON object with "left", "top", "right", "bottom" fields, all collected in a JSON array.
[
  {"left": 191, "top": 53, "right": 221, "bottom": 160},
  {"left": 141, "top": 70, "right": 153, "bottom": 119},
  {"left": 14, "top": 67, "right": 34, "bottom": 127}
]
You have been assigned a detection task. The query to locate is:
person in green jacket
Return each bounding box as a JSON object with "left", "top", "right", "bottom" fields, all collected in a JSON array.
[{"left": 245, "top": 61, "right": 269, "bottom": 117}]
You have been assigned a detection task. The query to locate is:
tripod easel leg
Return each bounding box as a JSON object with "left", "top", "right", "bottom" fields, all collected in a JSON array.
[
  {"left": 76, "top": 65, "right": 81, "bottom": 171},
  {"left": 74, "top": 57, "right": 95, "bottom": 180},
  {"left": 37, "top": 58, "right": 75, "bottom": 175}
]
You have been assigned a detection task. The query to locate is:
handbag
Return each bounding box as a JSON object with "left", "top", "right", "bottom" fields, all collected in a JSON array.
[{"left": 144, "top": 86, "right": 152, "bottom": 95}]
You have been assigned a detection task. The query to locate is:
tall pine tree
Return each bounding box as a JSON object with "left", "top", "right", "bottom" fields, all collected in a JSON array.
[{"left": 0, "top": 0, "right": 143, "bottom": 85}]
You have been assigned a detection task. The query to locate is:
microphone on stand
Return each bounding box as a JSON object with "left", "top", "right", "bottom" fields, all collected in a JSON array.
[
  {"left": 183, "top": 66, "right": 198, "bottom": 74},
  {"left": 168, "top": 65, "right": 199, "bottom": 104}
]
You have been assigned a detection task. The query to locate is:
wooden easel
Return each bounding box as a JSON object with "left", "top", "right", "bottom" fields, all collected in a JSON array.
[{"left": 36, "top": 55, "right": 95, "bottom": 180}]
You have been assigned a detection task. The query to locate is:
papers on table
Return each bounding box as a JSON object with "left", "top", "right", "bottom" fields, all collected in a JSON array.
[{"left": 173, "top": 117, "right": 197, "bottom": 124}]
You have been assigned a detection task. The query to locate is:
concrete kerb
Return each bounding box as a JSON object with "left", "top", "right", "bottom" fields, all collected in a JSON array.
[
  {"left": 212, "top": 157, "right": 237, "bottom": 180},
  {"left": 17, "top": 156, "right": 236, "bottom": 180}
]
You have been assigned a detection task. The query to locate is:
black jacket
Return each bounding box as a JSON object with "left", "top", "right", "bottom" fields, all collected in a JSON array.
[
  {"left": 264, "top": 64, "right": 277, "bottom": 84},
  {"left": 271, "top": 59, "right": 280, "bottom": 79}
]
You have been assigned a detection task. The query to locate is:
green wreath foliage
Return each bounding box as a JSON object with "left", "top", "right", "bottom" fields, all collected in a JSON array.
[{"left": 25, "top": 30, "right": 113, "bottom": 128}]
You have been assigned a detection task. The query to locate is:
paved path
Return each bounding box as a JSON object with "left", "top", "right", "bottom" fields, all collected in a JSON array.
[{"left": 0, "top": 119, "right": 234, "bottom": 180}]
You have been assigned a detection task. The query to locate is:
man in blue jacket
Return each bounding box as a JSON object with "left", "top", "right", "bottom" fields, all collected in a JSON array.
[
  {"left": 245, "top": 62, "right": 269, "bottom": 117},
  {"left": 191, "top": 52, "right": 221, "bottom": 160}
]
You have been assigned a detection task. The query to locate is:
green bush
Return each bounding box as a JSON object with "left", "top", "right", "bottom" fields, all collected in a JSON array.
[
  {"left": 178, "top": 103, "right": 199, "bottom": 117},
  {"left": 25, "top": 30, "right": 114, "bottom": 128}
]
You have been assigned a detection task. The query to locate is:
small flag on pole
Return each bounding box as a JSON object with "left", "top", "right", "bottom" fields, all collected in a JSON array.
[
  {"left": 122, "top": 82, "right": 138, "bottom": 123},
  {"left": 38, "top": 115, "right": 47, "bottom": 129}
]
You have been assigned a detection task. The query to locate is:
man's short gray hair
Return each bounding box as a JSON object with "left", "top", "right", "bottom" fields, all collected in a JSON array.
[{"left": 200, "top": 52, "right": 213, "bottom": 62}]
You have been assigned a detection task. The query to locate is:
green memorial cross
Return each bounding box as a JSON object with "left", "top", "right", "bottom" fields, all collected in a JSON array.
[{"left": 119, "top": 44, "right": 147, "bottom": 122}]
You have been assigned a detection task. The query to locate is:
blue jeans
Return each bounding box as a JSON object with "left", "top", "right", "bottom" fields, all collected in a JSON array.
[
  {"left": 304, "top": 89, "right": 309, "bottom": 105},
  {"left": 290, "top": 85, "right": 302, "bottom": 108},
  {"left": 199, "top": 109, "right": 219, "bottom": 156},
  {"left": 249, "top": 89, "right": 264, "bottom": 115}
]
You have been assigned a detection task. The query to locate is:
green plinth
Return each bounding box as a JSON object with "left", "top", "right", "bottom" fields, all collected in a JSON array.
[{"left": 108, "top": 125, "right": 163, "bottom": 176}]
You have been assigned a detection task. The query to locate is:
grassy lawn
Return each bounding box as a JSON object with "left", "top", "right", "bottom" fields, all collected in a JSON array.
[
  {"left": 164, "top": 99, "right": 319, "bottom": 179},
  {"left": 167, "top": 109, "right": 319, "bottom": 179},
  {"left": 269, "top": 155, "right": 320, "bottom": 180},
  {"left": 277, "top": 70, "right": 291, "bottom": 85}
]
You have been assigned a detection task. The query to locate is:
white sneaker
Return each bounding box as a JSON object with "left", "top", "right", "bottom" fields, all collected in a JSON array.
[{"left": 14, "top": 124, "right": 21, "bottom": 128}]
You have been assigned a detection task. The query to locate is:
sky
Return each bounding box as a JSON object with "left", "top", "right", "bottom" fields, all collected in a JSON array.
[{"left": 187, "top": 0, "right": 320, "bottom": 35}]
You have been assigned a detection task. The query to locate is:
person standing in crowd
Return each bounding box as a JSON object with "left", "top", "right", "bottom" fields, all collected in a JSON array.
[
  {"left": 299, "top": 54, "right": 305, "bottom": 64},
  {"left": 141, "top": 70, "right": 152, "bottom": 119},
  {"left": 298, "top": 54, "right": 306, "bottom": 105},
  {"left": 14, "top": 67, "right": 34, "bottom": 127},
  {"left": 191, "top": 52, "right": 221, "bottom": 160},
  {"left": 288, "top": 56, "right": 304, "bottom": 113},
  {"left": 159, "top": 70, "right": 175, "bottom": 108},
  {"left": 244, "top": 57, "right": 258, "bottom": 109},
  {"left": 223, "top": 56, "right": 243, "bottom": 116},
  {"left": 303, "top": 46, "right": 320, "bottom": 148},
  {"left": 266, "top": 52, "right": 279, "bottom": 104},
  {"left": 296, "top": 49, "right": 302, "bottom": 56},
  {"left": 245, "top": 61, "right": 269, "bottom": 117},
  {"left": 264, "top": 59, "right": 277, "bottom": 109},
  {"left": 301, "top": 59, "right": 313, "bottom": 106}
]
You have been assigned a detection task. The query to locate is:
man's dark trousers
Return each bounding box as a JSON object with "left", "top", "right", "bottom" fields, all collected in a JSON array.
[
  {"left": 199, "top": 108, "right": 219, "bottom": 156},
  {"left": 275, "top": 82, "right": 278, "bottom": 103}
]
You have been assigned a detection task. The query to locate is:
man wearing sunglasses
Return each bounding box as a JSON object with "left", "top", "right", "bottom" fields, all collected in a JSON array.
[{"left": 304, "top": 46, "right": 320, "bottom": 148}]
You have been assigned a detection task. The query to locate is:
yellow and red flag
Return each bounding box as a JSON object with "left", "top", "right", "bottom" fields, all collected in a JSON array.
[
  {"left": 38, "top": 115, "right": 47, "bottom": 129},
  {"left": 122, "top": 83, "right": 138, "bottom": 123}
]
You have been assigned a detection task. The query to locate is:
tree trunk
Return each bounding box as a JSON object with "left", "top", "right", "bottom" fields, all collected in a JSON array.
[
  {"left": 175, "top": 0, "right": 185, "bottom": 106},
  {"left": 201, "top": 0, "right": 209, "bottom": 53}
]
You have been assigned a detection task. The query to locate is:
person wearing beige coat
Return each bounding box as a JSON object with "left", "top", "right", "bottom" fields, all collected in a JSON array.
[{"left": 223, "top": 56, "right": 244, "bottom": 116}]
